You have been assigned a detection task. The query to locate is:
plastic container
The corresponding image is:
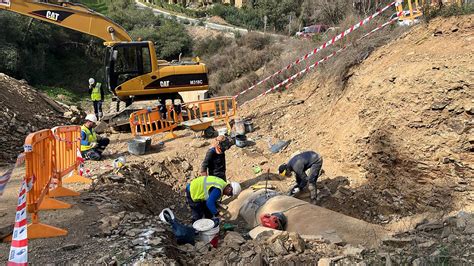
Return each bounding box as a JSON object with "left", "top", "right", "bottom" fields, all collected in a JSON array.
[
  {"left": 235, "top": 135, "right": 247, "bottom": 148},
  {"left": 244, "top": 121, "right": 254, "bottom": 133},
  {"left": 193, "top": 219, "right": 219, "bottom": 244},
  {"left": 128, "top": 138, "right": 148, "bottom": 155},
  {"left": 112, "top": 156, "right": 126, "bottom": 169},
  {"left": 217, "top": 127, "right": 228, "bottom": 136},
  {"left": 234, "top": 118, "right": 246, "bottom": 135}
]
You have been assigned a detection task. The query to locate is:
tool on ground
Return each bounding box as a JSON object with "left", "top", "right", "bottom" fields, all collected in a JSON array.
[
  {"left": 251, "top": 184, "right": 276, "bottom": 190},
  {"left": 223, "top": 223, "right": 235, "bottom": 231}
]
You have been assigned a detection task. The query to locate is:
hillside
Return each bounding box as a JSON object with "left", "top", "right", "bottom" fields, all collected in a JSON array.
[{"left": 240, "top": 14, "right": 474, "bottom": 222}]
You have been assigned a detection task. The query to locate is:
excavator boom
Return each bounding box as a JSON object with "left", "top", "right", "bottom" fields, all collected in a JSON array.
[{"left": 0, "top": 0, "right": 132, "bottom": 42}]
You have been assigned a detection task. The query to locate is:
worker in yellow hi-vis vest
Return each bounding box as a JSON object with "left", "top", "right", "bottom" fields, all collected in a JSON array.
[
  {"left": 185, "top": 176, "right": 241, "bottom": 223},
  {"left": 88, "top": 78, "right": 104, "bottom": 119}
]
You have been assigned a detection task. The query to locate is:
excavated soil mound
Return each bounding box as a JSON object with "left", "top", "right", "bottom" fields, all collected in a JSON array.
[
  {"left": 240, "top": 15, "right": 474, "bottom": 223},
  {"left": 91, "top": 164, "right": 188, "bottom": 219},
  {"left": 0, "top": 73, "right": 69, "bottom": 163}
]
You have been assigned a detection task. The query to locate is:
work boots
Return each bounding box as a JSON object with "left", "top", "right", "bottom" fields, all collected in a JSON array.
[{"left": 308, "top": 183, "right": 317, "bottom": 204}]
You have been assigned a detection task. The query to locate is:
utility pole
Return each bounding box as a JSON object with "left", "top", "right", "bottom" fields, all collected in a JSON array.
[
  {"left": 288, "top": 13, "right": 292, "bottom": 36},
  {"left": 264, "top": 15, "right": 267, "bottom": 34}
]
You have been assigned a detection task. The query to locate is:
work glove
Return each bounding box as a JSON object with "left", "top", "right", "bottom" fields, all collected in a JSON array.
[
  {"left": 90, "top": 142, "right": 98, "bottom": 149},
  {"left": 288, "top": 186, "right": 300, "bottom": 196},
  {"left": 212, "top": 217, "right": 220, "bottom": 227}
]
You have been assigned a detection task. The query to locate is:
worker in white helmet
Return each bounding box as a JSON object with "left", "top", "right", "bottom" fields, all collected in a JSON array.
[
  {"left": 88, "top": 78, "right": 104, "bottom": 119},
  {"left": 80, "top": 114, "right": 110, "bottom": 160},
  {"left": 186, "top": 175, "right": 241, "bottom": 223}
]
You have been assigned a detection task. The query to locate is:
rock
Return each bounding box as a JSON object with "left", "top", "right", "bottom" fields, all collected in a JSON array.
[
  {"left": 250, "top": 253, "right": 262, "bottom": 266},
  {"left": 191, "top": 139, "right": 210, "bottom": 148},
  {"left": 241, "top": 250, "right": 255, "bottom": 258},
  {"left": 70, "top": 105, "right": 80, "bottom": 113},
  {"left": 61, "top": 243, "right": 81, "bottom": 251},
  {"left": 416, "top": 222, "right": 444, "bottom": 231},
  {"left": 412, "top": 258, "right": 425, "bottom": 266},
  {"left": 431, "top": 101, "right": 449, "bottom": 110},
  {"left": 441, "top": 227, "right": 454, "bottom": 238},
  {"left": 228, "top": 251, "right": 239, "bottom": 262},
  {"left": 288, "top": 232, "right": 305, "bottom": 253},
  {"left": 322, "top": 232, "right": 345, "bottom": 245},
  {"left": 382, "top": 237, "right": 414, "bottom": 247},
  {"left": 342, "top": 245, "right": 364, "bottom": 256},
  {"left": 465, "top": 103, "right": 474, "bottom": 115},
  {"left": 417, "top": 240, "right": 435, "bottom": 248},
  {"left": 148, "top": 238, "right": 162, "bottom": 246},
  {"left": 70, "top": 116, "right": 80, "bottom": 124},
  {"left": 318, "top": 258, "right": 332, "bottom": 266},
  {"left": 271, "top": 238, "right": 288, "bottom": 256},
  {"left": 63, "top": 111, "right": 73, "bottom": 118},
  {"left": 318, "top": 256, "right": 345, "bottom": 266},
  {"left": 99, "top": 215, "right": 122, "bottom": 234},
  {"left": 181, "top": 161, "right": 192, "bottom": 171},
  {"left": 224, "top": 231, "right": 246, "bottom": 246},
  {"left": 16, "top": 126, "right": 27, "bottom": 134}
]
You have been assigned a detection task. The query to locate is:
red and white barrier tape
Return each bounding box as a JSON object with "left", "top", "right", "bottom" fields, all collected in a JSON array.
[
  {"left": 242, "top": 15, "right": 401, "bottom": 106},
  {"left": 234, "top": 0, "right": 401, "bottom": 99},
  {"left": 7, "top": 179, "right": 28, "bottom": 266}
]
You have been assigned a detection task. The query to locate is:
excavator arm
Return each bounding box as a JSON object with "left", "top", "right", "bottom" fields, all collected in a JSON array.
[{"left": 0, "top": 0, "right": 132, "bottom": 42}]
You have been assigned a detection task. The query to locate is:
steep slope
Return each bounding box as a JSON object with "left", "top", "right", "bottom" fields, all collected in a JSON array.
[
  {"left": 241, "top": 15, "right": 474, "bottom": 222},
  {"left": 0, "top": 74, "right": 73, "bottom": 163}
]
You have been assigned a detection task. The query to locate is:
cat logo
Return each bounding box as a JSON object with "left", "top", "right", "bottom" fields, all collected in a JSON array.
[
  {"left": 46, "top": 11, "right": 60, "bottom": 21},
  {"left": 160, "top": 80, "right": 170, "bottom": 87}
]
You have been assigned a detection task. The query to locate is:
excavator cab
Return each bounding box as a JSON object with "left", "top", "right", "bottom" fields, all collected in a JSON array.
[{"left": 105, "top": 41, "right": 153, "bottom": 96}]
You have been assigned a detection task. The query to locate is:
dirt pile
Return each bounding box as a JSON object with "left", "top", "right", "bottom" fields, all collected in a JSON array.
[
  {"left": 90, "top": 164, "right": 188, "bottom": 218},
  {"left": 0, "top": 73, "right": 83, "bottom": 164},
  {"left": 240, "top": 15, "right": 474, "bottom": 223}
]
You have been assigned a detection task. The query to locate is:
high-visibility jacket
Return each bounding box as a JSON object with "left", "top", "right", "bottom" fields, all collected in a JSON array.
[
  {"left": 80, "top": 125, "right": 98, "bottom": 151},
  {"left": 190, "top": 176, "right": 227, "bottom": 202},
  {"left": 91, "top": 82, "right": 102, "bottom": 101}
]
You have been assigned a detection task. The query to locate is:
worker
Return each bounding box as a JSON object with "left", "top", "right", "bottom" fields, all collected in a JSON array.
[
  {"left": 88, "top": 78, "right": 104, "bottom": 119},
  {"left": 278, "top": 151, "right": 323, "bottom": 203},
  {"left": 80, "top": 114, "right": 110, "bottom": 161},
  {"left": 186, "top": 175, "right": 241, "bottom": 223},
  {"left": 200, "top": 135, "right": 233, "bottom": 181}
]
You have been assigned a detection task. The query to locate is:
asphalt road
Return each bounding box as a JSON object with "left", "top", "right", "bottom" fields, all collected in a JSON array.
[{"left": 135, "top": 0, "right": 284, "bottom": 38}]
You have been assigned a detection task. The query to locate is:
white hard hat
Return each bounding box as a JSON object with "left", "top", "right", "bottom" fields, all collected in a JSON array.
[
  {"left": 230, "top": 182, "right": 241, "bottom": 197},
  {"left": 85, "top": 114, "right": 98, "bottom": 123},
  {"left": 88, "top": 78, "right": 95, "bottom": 85}
]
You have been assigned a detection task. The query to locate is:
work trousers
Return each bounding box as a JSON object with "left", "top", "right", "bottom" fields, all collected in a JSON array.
[
  {"left": 93, "top": 101, "right": 103, "bottom": 119},
  {"left": 82, "top": 138, "right": 110, "bottom": 161},
  {"left": 296, "top": 158, "right": 323, "bottom": 190}
]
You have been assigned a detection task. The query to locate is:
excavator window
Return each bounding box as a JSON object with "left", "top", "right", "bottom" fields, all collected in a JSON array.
[{"left": 106, "top": 42, "right": 152, "bottom": 92}]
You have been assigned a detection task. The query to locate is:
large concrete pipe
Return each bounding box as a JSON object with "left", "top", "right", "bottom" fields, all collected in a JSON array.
[{"left": 227, "top": 189, "right": 389, "bottom": 248}]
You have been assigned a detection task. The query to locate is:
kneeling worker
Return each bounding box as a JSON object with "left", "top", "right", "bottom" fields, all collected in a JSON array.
[
  {"left": 80, "top": 114, "right": 110, "bottom": 161},
  {"left": 278, "top": 151, "right": 323, "bottom": 203},
  {"left": 186, "top": 175, "right": 241, "bottom": 223}
]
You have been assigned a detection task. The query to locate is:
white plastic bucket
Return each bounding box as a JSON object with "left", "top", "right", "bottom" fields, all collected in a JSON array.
[
  {"left": 193, "top": 219, "right": 219, "bottom": 244},
  {"left": 200, "top": 225, "right": 219, "bottom": 244}
]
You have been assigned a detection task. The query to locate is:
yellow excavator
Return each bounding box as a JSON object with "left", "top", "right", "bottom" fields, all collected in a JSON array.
[{"left": 0, "top": 0, "right": 209, "bottom": 128}]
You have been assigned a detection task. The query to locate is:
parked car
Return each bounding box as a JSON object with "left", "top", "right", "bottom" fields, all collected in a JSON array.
[{"left": 295, "top": 24, "right": 329, "bottom": 38}]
